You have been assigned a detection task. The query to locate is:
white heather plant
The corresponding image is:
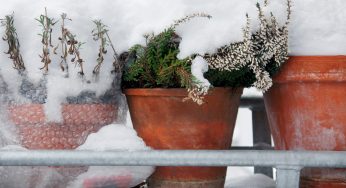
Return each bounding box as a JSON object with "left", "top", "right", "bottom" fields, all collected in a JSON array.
[{"left": 192, "top": 0, "right": 292, "bottom": 103}]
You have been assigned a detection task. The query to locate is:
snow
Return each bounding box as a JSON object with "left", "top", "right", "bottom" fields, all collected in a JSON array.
[
  {"left": 225, "top": 174, "right": 275, "bottom": 188},
  {"left": 70, "top": 123, "right": 155, "bottom": 188},
  {"left": 43, "top": 71, "right": 114, "bottom": 122},
  {"left": 0, "top": 0, "right": 345, "bottom": 119},
  {"left": 77, "top": 123, "right": 151, "bottom": 151},
  {"left": 191, "top": 56, "right": 210, "bottom": 89},
  {"left": 0, "top": 0, "right": 343, "bottom": 64},
  {"left": 289, "top": 0, "right": 346, "bottom": 55},
  {"left": 243, "top": 88, "right": 263, "bottom": 97}
]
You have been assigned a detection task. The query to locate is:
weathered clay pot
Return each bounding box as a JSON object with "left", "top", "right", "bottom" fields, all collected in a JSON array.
[
  {"left": 125, "top": 87, "right": 243, "bottom": 188},
  {"left": 264, "top": 56, "right": 346, "bottom": 187}
]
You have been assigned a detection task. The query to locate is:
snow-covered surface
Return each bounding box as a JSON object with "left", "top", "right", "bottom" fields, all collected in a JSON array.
[
  {"left": 70, "top": 123, "right": 154, "bottom": 188},
  {"left": 1, "top": 0, "right": 345, "bottom": 119},
  {"left": 289, "top": 0, "right": 346, "bottom": 55},
  {"left": 243, "top": 88, "right": 263, "bottom": 97},
  {"left": 225, "top": 174, "right": 275, "bottom": 188},
  {"left": 0, "top": 0, "right": 344, "bottom": 63},
  {"left": 77, "top": 123, "right": 151, "bottom": 152}
]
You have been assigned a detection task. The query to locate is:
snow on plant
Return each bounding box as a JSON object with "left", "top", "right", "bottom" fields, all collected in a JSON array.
[
  {"left": 122, "top": 13, "right": 212, "bottom": 91},
  {"left": 181, "top": 0, "right": 292, "bottom": 104},
  {"left": 1, "top": 14, "right": 25, "bottom": 75},
  {"left": 54, "top": 13, "right": 85, "bottom": 78},
  {"left": 204, "top": 0, "right": 292, "bottom": 92},
  {"left": 184, "top": 56, "right": 211, "bottom": 105},
  {"left": 36, "top": 8, "right": 58, "bottom": 74},
  {"left": 92, "top": 20, "right": 121, "bottom": 79}
]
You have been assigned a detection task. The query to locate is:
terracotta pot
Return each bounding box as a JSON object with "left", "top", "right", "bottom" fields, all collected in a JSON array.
[
  {"left": 264, "top": 56, "right": 346, "bottom": 187},
  {"left": 125, "top": 87, "right": 243, "bottom": 188}
]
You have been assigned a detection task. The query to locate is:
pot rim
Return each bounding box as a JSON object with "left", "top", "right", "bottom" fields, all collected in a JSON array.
[
  {"left": 123, "top": 87, "right": 243, "bottom": 97},
  {"left": 273, "top": 55, "right": 346, "bottom": 83}
]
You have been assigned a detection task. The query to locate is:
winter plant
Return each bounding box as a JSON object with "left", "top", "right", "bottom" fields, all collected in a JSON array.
[
  {"left": 1, "top": 13, "right": 25, "bottom": 74},
  {"left": 122, "top": 0, "right": 292, "bottom": 105},
  {"left": 0, "top": 9, "right": 121, "bottom": 105},
  {"left": 36, "top": 8, "right": 58, "bottom": 74},
  {"left": 54, "top": 13, "right": 85, "bottom": 78},
  {"left": 122, "top": 13, "right": 211, "bottom": 90},
  {"left": 205, "top": 1, "right": 292, "bottom": 91},
  {"left": 91, "top": 20, "right": 121, "bottom": 79}
]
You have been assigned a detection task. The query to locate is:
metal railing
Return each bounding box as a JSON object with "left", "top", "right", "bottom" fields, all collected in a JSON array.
[{"left": 1, "top": 150, "right": 346, "bottom": 188}]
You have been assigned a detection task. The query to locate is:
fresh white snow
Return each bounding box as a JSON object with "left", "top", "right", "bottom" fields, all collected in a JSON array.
[
  {"left": 225, "top": 174, "right": 275, "bottom": 188},
  {"left": 0, "top": 0, "right": 345, "bottom": 119},
  {"left": 191, "top": 56, "right": 211, "bottom": 90},
  {"left": 69, "top": 123, "right": 155, "bottom": 188}
]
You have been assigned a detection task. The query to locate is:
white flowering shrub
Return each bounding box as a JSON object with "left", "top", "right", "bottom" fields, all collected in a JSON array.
[{"left": 204, "top": 0, "right": 291, "bottom": 92}]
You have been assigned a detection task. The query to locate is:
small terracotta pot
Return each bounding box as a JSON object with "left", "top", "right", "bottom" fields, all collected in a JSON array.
[
  {"left": 264, "top": 56, "right": 346, "bottom": 187},
  {"left": 125, "top": 87, "right": 243, "bottom": 188}
]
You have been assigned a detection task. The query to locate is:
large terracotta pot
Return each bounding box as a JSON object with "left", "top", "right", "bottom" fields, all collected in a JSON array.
[
  {"left": 264, "top": 56, "right": 346, "bottom": 187},
  {"left": 125, "top": 87, "right": 243, "bottom": 188}
]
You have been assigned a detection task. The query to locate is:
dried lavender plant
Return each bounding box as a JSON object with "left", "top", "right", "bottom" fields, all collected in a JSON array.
[
  {"left": 36, "top": 8, "right": 58, "bottom": 73},
  {"left": 92, "top": 20, "right": 108, "bottom": 77},
  {"left": 1, "top": 13, "right": 25, "bottom": 74},
  {"left": 54, "top": 13, "right": 85, "bottom": 77},
  {"left": 92, "top": 20, "right": 121, "bottom": 78}
]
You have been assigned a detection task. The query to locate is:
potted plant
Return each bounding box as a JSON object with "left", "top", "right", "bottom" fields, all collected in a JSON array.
[
  {"left": 122, "top": 1, "right": 291, "bottom": 187},
  {"left": 263, "top": 37, "right": 346, "bottom": 188},
  {"left": 1, "top": 10, "right": 121, "bottom": 185}
]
